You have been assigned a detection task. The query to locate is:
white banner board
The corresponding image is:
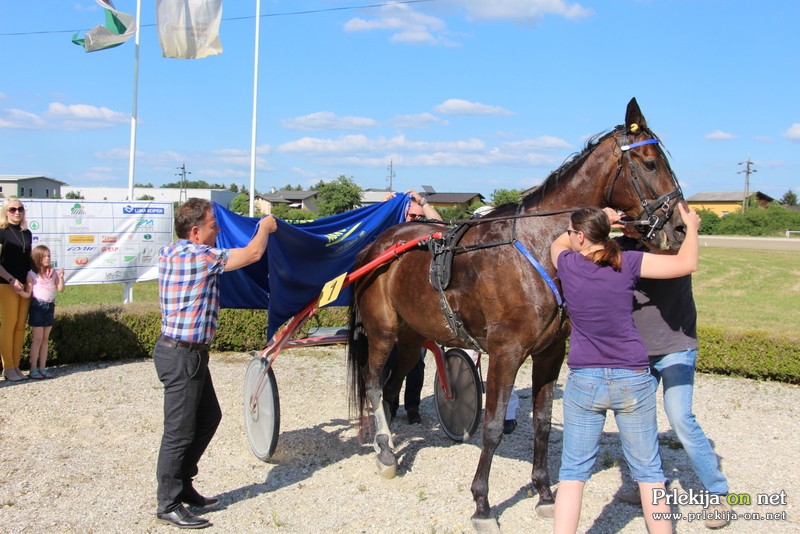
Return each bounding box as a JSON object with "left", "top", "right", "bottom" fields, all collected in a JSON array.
[{"left": 24, "top": 200, "right": 173, "bottom": 285}]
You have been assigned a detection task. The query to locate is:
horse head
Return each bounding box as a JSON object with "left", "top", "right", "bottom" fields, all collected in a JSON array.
[{"left": 605, "top": 97, "right": 686, "bottom": 251}]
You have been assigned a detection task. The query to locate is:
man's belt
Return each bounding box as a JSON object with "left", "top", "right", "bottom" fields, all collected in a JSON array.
[{"left": 159, "top": 335, "right": 210, "bottom": 352}]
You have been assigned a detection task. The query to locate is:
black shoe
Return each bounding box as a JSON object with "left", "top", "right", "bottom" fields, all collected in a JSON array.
[
  {"left": 156, "top": 504, "right": 210, "bottom": 529},
  {"left": 407, "top": 409, "right": 422, "bottom": 425},
  {"left": 180, "top": 486, "right": 220, "bottom": 509},
  {"left": 503, "top": 419, "right": 517, "bottom": 435}
]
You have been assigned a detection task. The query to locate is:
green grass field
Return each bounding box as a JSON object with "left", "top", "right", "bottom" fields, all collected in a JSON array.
[
  {"left": 693, "top": 248, "right": 799, "bottom": 335},
  {"left": 57, "top": 248, "right": 800, "bottom": 337}
]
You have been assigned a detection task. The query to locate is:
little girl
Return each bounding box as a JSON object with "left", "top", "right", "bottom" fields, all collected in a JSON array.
[{"left": 19, "top": 245, "right": 65, "bottom": 379}]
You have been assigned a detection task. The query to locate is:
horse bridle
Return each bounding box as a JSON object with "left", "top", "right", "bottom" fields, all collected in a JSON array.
[{"left": 607, "top": 130, "right": 684, "bottom": 241}]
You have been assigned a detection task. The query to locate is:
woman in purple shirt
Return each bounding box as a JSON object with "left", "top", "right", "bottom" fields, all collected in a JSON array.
[{"left": 549, "top": 203, "right": 700, "bottom": 533}]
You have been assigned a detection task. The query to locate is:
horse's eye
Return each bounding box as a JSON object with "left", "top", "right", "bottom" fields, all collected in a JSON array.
[{"left": 643, "top": 160, "right": 657, "bottom": 171}]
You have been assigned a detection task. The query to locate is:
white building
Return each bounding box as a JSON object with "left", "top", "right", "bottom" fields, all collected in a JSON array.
[
  {"left": 60, "top": 186, "right": 238, "bottom": 209},
  {"left": 0, "top": 175, "right": 66, "bottom": 199}
]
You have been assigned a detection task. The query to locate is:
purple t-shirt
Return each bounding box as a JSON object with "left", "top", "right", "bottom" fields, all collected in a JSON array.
[{"left": 557, "top": 249, "right": 648, "bottom": 369}]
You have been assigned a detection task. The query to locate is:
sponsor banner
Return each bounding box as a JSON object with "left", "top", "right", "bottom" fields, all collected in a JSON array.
[{"left": 25, "top": 200, "right": 173, "bottom": 285}]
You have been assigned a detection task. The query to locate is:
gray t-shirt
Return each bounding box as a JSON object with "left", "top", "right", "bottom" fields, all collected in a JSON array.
[{"left": 618, "top": 236, "right": 698, "bottom": 356}]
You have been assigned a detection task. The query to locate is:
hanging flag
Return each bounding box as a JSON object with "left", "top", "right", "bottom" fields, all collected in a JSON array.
[
  {"left": 156, "top": 0, "right": 223, "bottom": 59},
  {"left": 213, "top": 194, "right": 410, "bottom": 339},
  {"left": 72, "top": 0, "right": 136, "bottom": 52}
]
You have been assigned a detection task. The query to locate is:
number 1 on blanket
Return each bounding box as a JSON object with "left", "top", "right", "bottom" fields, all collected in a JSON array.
[{"left": 318, "top": 272, "right": 347, "bottom": 307}]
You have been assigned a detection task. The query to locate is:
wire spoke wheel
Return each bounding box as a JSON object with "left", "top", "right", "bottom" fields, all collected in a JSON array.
[
  {"left": 434, "top": 348, "right": 482, "bottom": 441},
  {"left": 243, "top": 355, "right": 280, "bottom": 461}
]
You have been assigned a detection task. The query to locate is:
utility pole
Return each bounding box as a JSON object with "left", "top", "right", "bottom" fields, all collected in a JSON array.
[
  {"left": 737, "top": 156, "right": 757, "bottom": 212},
  {"left": 176, "top": 162, "right": 191, "bottom": 204},
  {"left": 386, "top": 159, "right": 395, "bottom": 191}
]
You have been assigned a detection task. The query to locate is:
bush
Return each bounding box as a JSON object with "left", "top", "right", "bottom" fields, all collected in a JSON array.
[
  {"left": 697, "top": 326, "right": 800, "bottom": 384},
  {"left": 22, "top": 306, "right": 800, "bottom": 386},
  {"left": 715, "top": 203, "right": 800, "bottom": 236}
]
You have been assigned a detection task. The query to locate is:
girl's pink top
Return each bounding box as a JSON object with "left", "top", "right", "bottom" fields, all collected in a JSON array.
[{"left": 29, "top": 270, "right": 57, "bottom": 302}]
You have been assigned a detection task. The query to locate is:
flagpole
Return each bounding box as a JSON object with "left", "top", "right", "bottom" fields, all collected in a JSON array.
[
  {"left": 124, "top": 0, "right": 142, "bottom": 305},
  {"left": 248, "top": 0, "right": 262, "bottom": 217},
  {"left": 127, "top": 0, "right": 142, "bottom": 202}
]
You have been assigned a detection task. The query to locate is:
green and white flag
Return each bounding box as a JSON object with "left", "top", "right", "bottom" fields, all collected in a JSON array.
[{"left": 72, "top": 0, "right": 136, "bottom": 52}]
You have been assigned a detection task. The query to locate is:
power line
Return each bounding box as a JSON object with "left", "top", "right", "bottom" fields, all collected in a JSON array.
[{"left": 0, "top": 0, "right": 435, "bottom": 37}]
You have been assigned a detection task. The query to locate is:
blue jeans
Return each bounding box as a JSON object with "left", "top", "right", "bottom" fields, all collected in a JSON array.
[
  {"left": 560, "top": 368, "right": 664, "bottom": 483},
  {"left": 650, "top": 349, "right": 729, "bottom": 495}
]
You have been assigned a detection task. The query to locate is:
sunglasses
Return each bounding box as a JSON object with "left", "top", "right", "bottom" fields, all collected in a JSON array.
[
  {"left": 407, "top": 213, "right": 425, "bottom": 221},
  {"left": 7, "top": 207, "right": 25, "bottom": 214},
  {"left": 566, "top": 228, "right": 578, "bottom": 235}
]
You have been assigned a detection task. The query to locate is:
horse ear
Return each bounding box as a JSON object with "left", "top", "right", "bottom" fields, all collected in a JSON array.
[{"left": 625, "top": 97, "right": 647, "bottom": 133}]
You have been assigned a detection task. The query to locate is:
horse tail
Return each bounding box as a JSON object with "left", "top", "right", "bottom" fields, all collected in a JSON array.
[{"left": 347, "top": 299, "right": 368, "bottom": 421}]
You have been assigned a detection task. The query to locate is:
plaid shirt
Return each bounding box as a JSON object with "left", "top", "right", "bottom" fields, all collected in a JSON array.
[{"left": 158, "top": 239, "right": 229, "bottom": 344}]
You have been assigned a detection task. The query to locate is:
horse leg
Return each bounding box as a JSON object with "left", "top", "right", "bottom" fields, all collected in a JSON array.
[
  {"left": 364, "top": 359, "right": 397, "bottom": 478},
  {"left": 529, "top": 340, "right": 566, "bottom": 518},
  {"left": 470, "top": 353, "right": 520, "bottom": 534}
]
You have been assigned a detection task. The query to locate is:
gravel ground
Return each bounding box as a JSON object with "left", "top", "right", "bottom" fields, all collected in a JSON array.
[{"left": 0, "top": 346, "right": 797, "bottom": 533}]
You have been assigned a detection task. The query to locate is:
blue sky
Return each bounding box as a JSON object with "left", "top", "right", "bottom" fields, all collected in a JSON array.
[{"left": 1, "top": 0, "right": 798, "bottom": 201}]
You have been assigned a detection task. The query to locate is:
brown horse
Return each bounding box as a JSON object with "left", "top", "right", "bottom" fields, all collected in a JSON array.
[{"left": 346, "top": 98, "right": 685, "bottom": 532}]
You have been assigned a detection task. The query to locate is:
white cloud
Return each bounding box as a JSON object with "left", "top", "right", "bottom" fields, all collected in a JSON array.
[
  {"left": 456, "top": 0, "right": 593, "bottom": 24},
  {"left": 434, "top": 98, "right": 513, "bottom": 116},
  {"left": 274, "top": 132, "right": 568, "bottom": 171},
  {"left": 282, "top": 111, "right": 378, "bottom": 131},
  {"left": 501, "top": 136, "right": 572, "bottom": 151},
  {"left": 0, "top": 102, "right": 129, "bottom": 130},
  {"left": 390, "top": 113, "right": 449, "bottom": 129},
  {"left": 0, "top": 108, "right": 46, "bottom": 129},
  {"left": 277, "top": 134, "right": 486, "bottom": 155},
  {"left": 47, "top": 102, "right": 128, "bottom": 123},
  {"left": 704, "top": 130, "right": 738, "bottom": 141},
  {"left": 344, "top": 4, "right": 457, "bottom": 46},
  {"left": 784, "top": 123, "right": 800, "bottom": 142},
  {"left": 343, "top": 1, "right": 591, "bottom": 45}
]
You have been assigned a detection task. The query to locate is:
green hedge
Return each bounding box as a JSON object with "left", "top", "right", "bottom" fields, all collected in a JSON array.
[
  {"left": 21, "top": 307, "right": 800, "bottom": 385},
  {"left": 697, "top": 326, "right": 800, "bottom": 384}
]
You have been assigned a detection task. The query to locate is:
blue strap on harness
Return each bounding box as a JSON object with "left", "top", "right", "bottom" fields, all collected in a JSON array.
[
  {"left": 513, "top": 240, "right": 563, "bottom": 307},
  {"left": 620, "top": 138, "right": 659, "bottom": 151}
]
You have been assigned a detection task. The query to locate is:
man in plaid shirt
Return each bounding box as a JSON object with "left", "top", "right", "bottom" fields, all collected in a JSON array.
[{"left": 154, "top": 198, "right": 276, "bottom": 529}]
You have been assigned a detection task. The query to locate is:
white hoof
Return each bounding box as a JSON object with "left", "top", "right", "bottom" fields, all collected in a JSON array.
[
  {"left": 471, "top": 516, "right": 501, "bottom": 534},
  {"left": 535, "top": 502, "right": 555, "bottom": 519},
  {"left": 375, "top": 458, "right": 396, "bottom": 479}
]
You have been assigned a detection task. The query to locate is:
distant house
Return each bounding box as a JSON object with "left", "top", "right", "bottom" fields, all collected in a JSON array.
[
  {"left": 59, "top": 186, "right": 238, "bottom": 209},
  {"left": 0, "top": 175, "right": 66, "bottom": 199},
  {"left": 422, "top": 191, "right": 485, "bottom": 211},
  {"left": 416, "top": 185, "right": 484, "bottom": 211},
  {"left": 360, "top": 188, "right": 393, "bottom": 205},
  {"left": 255, "top": 190, "right": 319, "bottom": 215},
  {"left": 686, "top": 191, "right": 776, "bottom": 216},
  {"left": 361, "top": 187, "right": 485, "bottom": 212}
]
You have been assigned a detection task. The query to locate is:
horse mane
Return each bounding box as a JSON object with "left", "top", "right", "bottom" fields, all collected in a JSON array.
[{"left": 519, "top": 125, "right": 623, "bottom": 207}]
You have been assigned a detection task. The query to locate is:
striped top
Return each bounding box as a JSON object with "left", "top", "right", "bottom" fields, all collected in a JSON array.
[{"left": 158, "top": 239, "right": 229, "bottom": 344}]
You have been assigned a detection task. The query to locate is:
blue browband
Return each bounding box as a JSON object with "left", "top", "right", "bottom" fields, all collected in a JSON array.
[{"left": 620, "top": 138, "right": 659, "bottom": 151}]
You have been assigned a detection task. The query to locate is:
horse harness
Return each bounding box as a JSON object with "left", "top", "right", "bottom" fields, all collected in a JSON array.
[
  {"left": 607, "top": 130, "right": 684, "bottom": 240},
  {"left": 420, "top": 207, "right": 565, "bottom": 353}
]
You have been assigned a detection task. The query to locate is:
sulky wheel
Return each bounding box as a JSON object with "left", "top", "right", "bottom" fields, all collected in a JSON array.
[
  {"left": 243, "top": 354, "right": 280, "bottom": 461},
  {"left": 434, "top": 348, "right": 482, "bottom": 441}
]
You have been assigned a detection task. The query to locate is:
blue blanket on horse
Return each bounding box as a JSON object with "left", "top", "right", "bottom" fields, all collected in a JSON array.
[{"left": 213, "top": 195, "right": 408, "bottom": 339}]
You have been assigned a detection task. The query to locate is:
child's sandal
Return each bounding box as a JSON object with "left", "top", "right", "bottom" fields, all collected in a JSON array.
[
  {"left": 29, "top": 369, "right": 44, "bottom": 380},
  {"left": 40, "top": 369, "right": 53, "bottom": 379}
]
